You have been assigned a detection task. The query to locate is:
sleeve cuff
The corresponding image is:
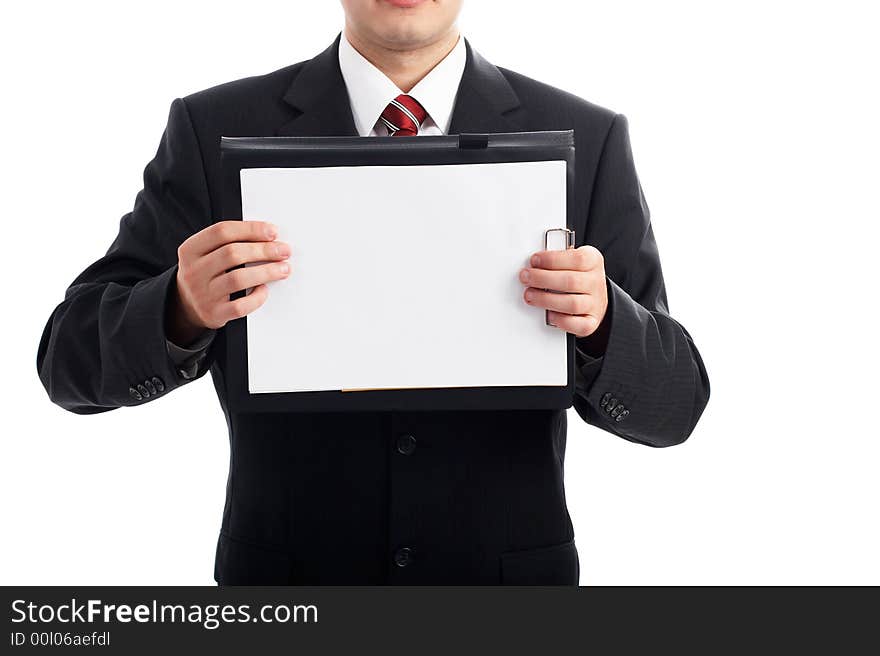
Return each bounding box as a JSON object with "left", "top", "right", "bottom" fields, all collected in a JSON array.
[
  {"left": 581, "top": 277, "right": 649, "bottom": 427},
  {"left": 165, "top": 329, "right": 216, "bottom": 380}
]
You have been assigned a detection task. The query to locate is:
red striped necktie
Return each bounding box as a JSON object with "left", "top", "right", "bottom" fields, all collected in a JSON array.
[{"left": 379, "top": 94, "right": 428, "bottom": 136}]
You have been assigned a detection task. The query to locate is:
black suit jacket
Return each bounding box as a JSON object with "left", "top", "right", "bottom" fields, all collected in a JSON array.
[{"left": 37, "top": 36, "right": 709, "bottom": 585}]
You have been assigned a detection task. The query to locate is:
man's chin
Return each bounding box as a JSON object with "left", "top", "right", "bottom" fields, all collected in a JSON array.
[{"left": 373, "top": 26, "right": 453, "bottom": 52}]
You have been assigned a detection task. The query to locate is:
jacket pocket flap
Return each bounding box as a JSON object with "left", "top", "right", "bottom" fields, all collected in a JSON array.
[
  {"left": 214, "top": 532, "right": 292, "bottom": 585},
  {"left": 500, "top": 539, "right": 579, "bottom": 585}
]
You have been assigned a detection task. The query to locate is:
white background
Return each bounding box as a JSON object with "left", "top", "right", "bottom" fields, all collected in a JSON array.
[{"left": 2, "top": 0, "right": 878, "bottom": 585}]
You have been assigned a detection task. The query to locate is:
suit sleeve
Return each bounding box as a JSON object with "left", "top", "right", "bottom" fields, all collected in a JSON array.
[
  {"left": 36, "top": 98, "right": 215, "bottom": 414},
  {"left": 573, "top": 114, "right": 710, "bottom": 447}
]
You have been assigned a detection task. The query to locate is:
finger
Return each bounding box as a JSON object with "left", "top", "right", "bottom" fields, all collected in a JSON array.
[
  {"left": 524, "top": 288, "right": 594, "bottom": 315},
  {"left": 519, "top": 267, "right": 590, "bottom": 293},
  {"left": 182, "top": 220, "right": 278, "bottom": 257},
  {"left": 211, "top": 261, "right": 291, "bottom": 297},
  {"left": 546, "top": 311, "right": 600, "bottom": 337},
  {"left": 530, "top": 245, "right": 603, "bottom": 272},
  {"left": 202, "top": 240, "right": 290, "bottom": 276},
  {"left": 217, "top": 283, "right": 270, "bottom": 323}
]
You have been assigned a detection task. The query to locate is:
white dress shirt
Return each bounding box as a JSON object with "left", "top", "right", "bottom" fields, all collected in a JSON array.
[{"left": 338, "top": 31, "right": 466, "bottom": 137}]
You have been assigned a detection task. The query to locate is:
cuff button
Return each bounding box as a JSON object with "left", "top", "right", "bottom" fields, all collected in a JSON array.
[
  {"left": 151, "top": 376, "right": 165, "bottom": 392},
  {"left": 128, "top": 386, "right": 142, "bottom": 401},
  {"left": 136, "top": 383, "right": 150, "bottom": 398},
  {"left": 394, "top": 547, "right": 413, "bottom": 568},
  {"left": 144, "top": 379, "right": 157, "bottom": 396},
  {"left": 615, "top": 409, "right": 630, "bottom": 422}
]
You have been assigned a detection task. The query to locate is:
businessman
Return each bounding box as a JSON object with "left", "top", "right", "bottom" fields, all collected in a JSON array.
[{"left": 37, "top": 0, "right": 709, "bottom": 585}]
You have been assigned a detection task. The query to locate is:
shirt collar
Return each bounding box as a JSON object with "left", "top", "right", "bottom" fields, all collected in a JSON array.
[{"left": 338, "top": 31, "right": 466, "bottom": 136}]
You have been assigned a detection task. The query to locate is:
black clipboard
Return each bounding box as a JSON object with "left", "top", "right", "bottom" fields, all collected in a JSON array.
[{"left": 220, "top": 130, "right": 576, "bottom": 413}]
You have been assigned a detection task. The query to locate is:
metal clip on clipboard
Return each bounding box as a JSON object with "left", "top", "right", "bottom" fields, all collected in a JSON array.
[{"left": 543, "top": 228, "right": 576, "bottom": 326}]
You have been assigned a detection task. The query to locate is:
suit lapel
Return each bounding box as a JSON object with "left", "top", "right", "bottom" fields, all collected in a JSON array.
[
  {"left": 276, "top": 35, "right": 358, "bottom": 137},
  {"left": 448, "top": 39, "right": 525, "bottom": 134},
  {"left": 277, "top": 35, "right": 524, "bottom": 138}
]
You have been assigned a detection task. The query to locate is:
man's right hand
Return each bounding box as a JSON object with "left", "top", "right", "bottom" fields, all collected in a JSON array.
[{"left": 167, "top": 220, "right": 290, "bottom": 345}]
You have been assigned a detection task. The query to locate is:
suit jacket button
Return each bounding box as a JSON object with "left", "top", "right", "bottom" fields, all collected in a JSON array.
[
  {"left": 600, "top": 392, "right": 612, "bottom": 408},
  {"left": 129, "top": 386, "right": 143, "bottom": 401},
  {"left": 144, "top": 379, "right": 157, "bottom": 396},
  {"left": 610, "top": 404, "right": 624, "bottom": 418},
  {"left": 394, "top": 547, "right": 413, "bottom": 568},
  {"left": 616, "top": 409, "right": 630, "bottom": 422},
  {"left": 151, "top": 376, "right": 165, "bottom": 392},
  {"left": 396, "top": 434, "right": 417, "bottom": 456},
  {"left": 606, "top": 398, "right": 619, "bottom": 413},
  {"left": 136, "top": 383, "right": 150, "bottom": 398}
]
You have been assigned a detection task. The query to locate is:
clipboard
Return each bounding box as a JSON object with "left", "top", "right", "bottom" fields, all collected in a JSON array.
[{"left": 220, "top": 130, "right": 576, "bottom": 412}]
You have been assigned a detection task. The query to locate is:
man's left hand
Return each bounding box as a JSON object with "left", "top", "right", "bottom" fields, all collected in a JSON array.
[{"left": 519, "top": 245, "right": 608, "bottom": 338}]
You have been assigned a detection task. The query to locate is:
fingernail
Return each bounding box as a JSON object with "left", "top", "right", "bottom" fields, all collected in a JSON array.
[
  {"left": 266, "top": 224, "right": 278, "bottom": 239},
  {"left": 276, "top": 243, "right": 290, "bottom": 258},
  {"left": 279, "top": 262, "right": 290, "bottom": 275},
  {"left": 524, "top": 291, "right": 533, "bottom": 303},
  {"left": 531, "top": 254, "right": 541, "bottom": 267},
  {"left": 520, "top": 269, "right": 530, "bottom": 283}
]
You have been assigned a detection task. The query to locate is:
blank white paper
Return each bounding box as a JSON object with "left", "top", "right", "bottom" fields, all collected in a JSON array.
[{"left": 240, "top": 160, "right": 568, "bottom": 393}]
